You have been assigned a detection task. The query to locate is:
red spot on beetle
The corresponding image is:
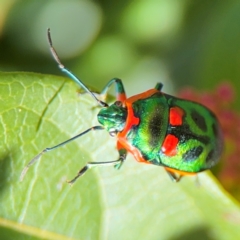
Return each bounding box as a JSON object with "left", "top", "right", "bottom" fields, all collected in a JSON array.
[
  {"left": 161, "top": 134, "right": 179, "bottom": 156},
  {"left": 169, "top": 107, "right": 184, "bottom": 126}
]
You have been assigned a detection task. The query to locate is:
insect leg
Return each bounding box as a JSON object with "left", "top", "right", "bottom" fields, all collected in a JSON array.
[
  {"left": 67, "top": 148, "right": 127, "bottom": 184},
  {"left": 20, "top": 126, "right": 104, "bottom": 181},
  {"left": 114, "top": 148, "right": 127, "bottom": 170},
  {"left": 114, "top": 142, "right": 128, "bottom": 170},
  {"left": 165, "top": 169, "right": 182, "bottom": 182},
  {"left": 154, "top": 83, "right": 163, "bottom": 91},
  {"left": 100, "top": 78, "right": 127, "bottom": 102}
]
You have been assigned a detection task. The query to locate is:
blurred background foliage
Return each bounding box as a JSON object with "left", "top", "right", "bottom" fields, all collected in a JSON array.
[{"left": 0, "top": 0, "right": 240, "bottom": 199}]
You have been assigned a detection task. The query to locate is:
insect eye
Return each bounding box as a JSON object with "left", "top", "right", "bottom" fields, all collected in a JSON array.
[
  {"left": 115, "top": 101, "right": 122, "bottom": 107},
  {"left": 109, "top": 129, "right": 118, "bottom": 137}
]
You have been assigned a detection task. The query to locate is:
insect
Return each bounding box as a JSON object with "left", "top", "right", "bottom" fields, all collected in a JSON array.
[{"left": 20, "top": 28, "right": 223, "bottom": 184}]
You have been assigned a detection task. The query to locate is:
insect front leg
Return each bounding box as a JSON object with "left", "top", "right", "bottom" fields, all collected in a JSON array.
[
  {"left": 100, "top": 78, "right": 127, "bottom": 102},
  {"left": 68, "top": 147, "right": 127, "bottom": 184}
]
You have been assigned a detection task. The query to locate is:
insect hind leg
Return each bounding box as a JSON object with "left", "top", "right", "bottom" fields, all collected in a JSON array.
[{"left": 165, "top": 169, "right": 182, "bottom": 182}]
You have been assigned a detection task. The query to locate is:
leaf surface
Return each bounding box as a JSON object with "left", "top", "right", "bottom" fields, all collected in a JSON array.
[{"left": 0, "top": 72, "right": 239, "bottom": 240}]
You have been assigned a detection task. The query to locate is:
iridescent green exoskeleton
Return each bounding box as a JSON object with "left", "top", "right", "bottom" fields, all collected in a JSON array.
[{"left": 20, "top": 29, "right": 223, "bottom": 184}]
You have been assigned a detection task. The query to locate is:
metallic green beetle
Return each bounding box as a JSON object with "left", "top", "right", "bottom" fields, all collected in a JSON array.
[{"left": 21, "top": 29, "right": 223, "bottom": 184}]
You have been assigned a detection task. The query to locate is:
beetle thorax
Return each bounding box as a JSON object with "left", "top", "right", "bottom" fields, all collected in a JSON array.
[{"left": 97, "top": 101, "right": 127, "bottom": 135}]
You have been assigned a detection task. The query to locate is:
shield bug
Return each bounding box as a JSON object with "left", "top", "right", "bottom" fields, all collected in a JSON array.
[{"left": 21, "top": 29, "right": 223, "bottom": 184}]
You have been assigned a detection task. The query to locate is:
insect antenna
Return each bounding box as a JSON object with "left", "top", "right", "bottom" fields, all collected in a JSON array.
[
  {"left": 47, "top": 28, "right": 108, "bottom": 108},
  {"left": 20, "top": 126, "right": 104, "bottom": 181}
]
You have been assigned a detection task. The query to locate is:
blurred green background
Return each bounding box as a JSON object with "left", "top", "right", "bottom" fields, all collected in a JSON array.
[{"left": 1, "top": 0, "right": 240, "bottom": 95}]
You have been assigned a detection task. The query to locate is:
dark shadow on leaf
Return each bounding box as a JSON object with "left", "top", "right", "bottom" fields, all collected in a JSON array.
[
  {"left": 169, "top": 226, "right": 214, "bottom": 240},
  {"left": 0, "top": 225, "right": 34, "bottom": 240},
  {"left": 0, "top": 152, "right": 12, "bottom": 194}
]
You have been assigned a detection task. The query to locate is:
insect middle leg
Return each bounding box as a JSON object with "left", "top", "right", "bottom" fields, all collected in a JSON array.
[{"left": 20, "top": 126, "right": 104, "bottom": 181}]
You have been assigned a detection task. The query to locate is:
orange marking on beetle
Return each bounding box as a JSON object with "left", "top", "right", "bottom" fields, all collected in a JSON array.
[
  {"left": 118, "top": 88, "right": 159, "bottom": 137},
  {"left": 117, "top": 93, "right": 127, "bottom": 102},
  {"left": 127, "top": 89, "right": 159, "bottom": 104},
  {"left": 161, "top": 134, "right": 178, "bottom": 156},
  {"left": 117, "top": 88, "right": 160, "bottom": 163},
  {"left": 117, "top": 141, "right": 149, "bottom": 164},
  {"left": 117, "top": 99, "right": 142, "bottom": 161},
  {"left": 164, "top": 167, "right": 197, "bottom": 176},
  {"left": 169, "top": 107, "right": 184, "bottom": 126}
]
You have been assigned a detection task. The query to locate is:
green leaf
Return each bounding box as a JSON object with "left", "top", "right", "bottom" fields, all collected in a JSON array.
[{"left": 0, "top": 72, "right": 240, "bottom": 240}]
